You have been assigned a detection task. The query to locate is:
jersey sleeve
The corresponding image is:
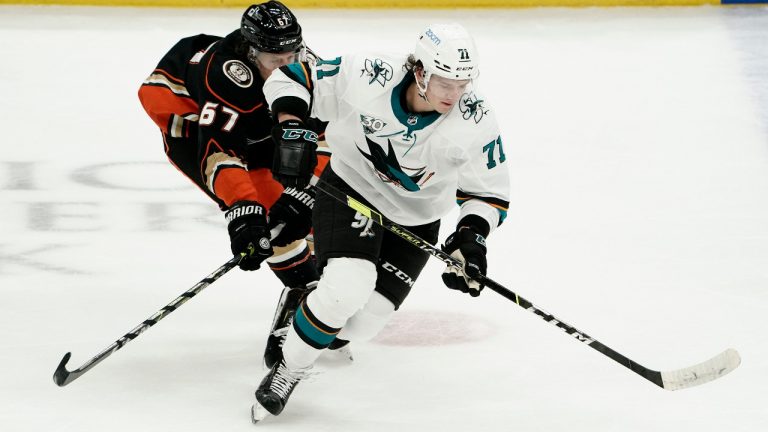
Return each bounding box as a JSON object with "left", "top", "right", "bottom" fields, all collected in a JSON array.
[
  {"left": 454, "top": 104, "right": 511, "bottom": 234},
  {"left": 264, "top": 55, "right": 350, "bottom": 123},
  {"left": 265, "top": 59, "right": 343, "bottom": 183}
]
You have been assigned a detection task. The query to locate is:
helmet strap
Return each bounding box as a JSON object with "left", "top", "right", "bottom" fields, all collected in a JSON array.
[
  {"left": 414, "top": 68, "right": 440, "bottom": 112},
  {"left": 415, "top": 67, "right": 430, "bottom": 95}
]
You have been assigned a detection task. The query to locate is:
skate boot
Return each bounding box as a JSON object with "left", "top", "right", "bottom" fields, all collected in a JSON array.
[
  {"left": 263, "top": 283, "right": 315, "bottom": 369},
  {"left": 251, "top": 359, "right": 312, "bottom": 422}
]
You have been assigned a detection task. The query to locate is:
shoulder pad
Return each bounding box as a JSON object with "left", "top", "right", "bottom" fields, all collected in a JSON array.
[{"left": 280, "top": 61, "right": 315, "bottom": 92}]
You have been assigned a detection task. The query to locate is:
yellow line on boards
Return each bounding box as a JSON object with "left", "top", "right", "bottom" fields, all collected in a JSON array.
[{"left": 0, "top": 0, "right": 724, "bottom": 9}]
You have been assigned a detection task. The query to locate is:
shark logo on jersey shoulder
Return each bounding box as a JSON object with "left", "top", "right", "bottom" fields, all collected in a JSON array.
[
  {"left": 356, "top": 136, "right": 433, "bottom": 192},
  {"left": 459, "top": 92, "right": 488, "bottom": 124},
  {"left": 360, "top": 58, "right": 393, "bottom": 87}
]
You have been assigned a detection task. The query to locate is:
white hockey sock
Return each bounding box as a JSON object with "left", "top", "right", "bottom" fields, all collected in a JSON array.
[
  {"left": 282, "top": 257, "right": 378, "bottom": 369},
  {"left": 337, "top": 291, "right": 395, "bottom": 342},
  {"left": 282, "top": 325, "right": 323, "bottom": 371}
]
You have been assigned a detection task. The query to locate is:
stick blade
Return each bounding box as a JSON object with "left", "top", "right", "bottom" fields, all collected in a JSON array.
[
  {"left": 53, "top": 352, "right": 73, "bottom": 387},
  {"left": 661, "top": 348, "right": 741, "bottom": 391}
]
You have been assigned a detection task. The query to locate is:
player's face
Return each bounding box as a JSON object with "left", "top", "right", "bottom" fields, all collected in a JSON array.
[
  {"left": 426, "top": 74, "right": 470, "bottom": 113},
  {"left": 256, "top": 51, "right": 299, "bottom": 79}
]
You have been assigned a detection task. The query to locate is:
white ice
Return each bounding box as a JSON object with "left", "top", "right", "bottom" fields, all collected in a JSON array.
[{"left": 1, "top": 5, "right": 767, "bottom": 432}]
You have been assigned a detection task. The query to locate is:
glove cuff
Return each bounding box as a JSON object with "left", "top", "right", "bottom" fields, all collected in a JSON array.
[
  {"left": 271, "top": 96, "right": 309, "bottom": 121},
  {"left": 456, "top": 214, "right": 490, "bottom": 238}
]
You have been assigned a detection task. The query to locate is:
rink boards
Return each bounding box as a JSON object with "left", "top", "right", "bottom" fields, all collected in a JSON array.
[{"left": 2, "top": 0, "right": 767, "bottom": 9}]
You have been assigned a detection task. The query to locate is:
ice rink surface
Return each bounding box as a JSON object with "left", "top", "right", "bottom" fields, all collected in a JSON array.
[{"left": 1, "top": 4, "right": 767, "bottom": 431}]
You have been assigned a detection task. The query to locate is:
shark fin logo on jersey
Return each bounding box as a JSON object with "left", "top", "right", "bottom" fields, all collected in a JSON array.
[
  {"left": 361, "top": 58, "right": 393, "bottom": 87},
  {"left": 357, "top": 136, "right": 431, "bottom": 192},
  {"left": 360, "top": 115, "right": 387, "bottom": 134},
  {"left": 223, "top": 60, "right": 253, "bottom": 88},
  {"left": 459, "top": 93, "right": 488, "bottom": 124}
]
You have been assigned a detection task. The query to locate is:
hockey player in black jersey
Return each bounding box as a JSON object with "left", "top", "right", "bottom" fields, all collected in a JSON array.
[{"left": 138, "top": 2, "right": 333, "bottom": 372}]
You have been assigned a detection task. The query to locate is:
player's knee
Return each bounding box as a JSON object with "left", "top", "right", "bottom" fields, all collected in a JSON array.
[
  {"left": 338, "top": 291, "right": 395, "bottom": 342},
  {"left": 306, "top": 257, "right": 377, "bottom": 327}
]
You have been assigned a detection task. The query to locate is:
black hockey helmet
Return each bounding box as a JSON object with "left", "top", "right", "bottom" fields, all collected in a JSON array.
[{"left": 241, "top": 1, "right": 303, "bottom": 54}]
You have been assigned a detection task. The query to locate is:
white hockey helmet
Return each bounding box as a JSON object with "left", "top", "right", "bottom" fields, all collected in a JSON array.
[{"left": 414, "top": 23, "right": 479, "bottom": 82}]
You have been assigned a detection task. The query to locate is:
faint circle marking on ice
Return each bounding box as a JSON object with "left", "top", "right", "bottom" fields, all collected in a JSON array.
[{"left": 372, "top": 310, "right": 496, "bottom": 346}]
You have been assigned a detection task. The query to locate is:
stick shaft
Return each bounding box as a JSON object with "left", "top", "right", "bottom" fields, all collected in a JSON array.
[
  {"left": 53, "top": 256, "right": 241, "bottom": 386},
  {"left": 315, "top": 180, "right": 667, "bottom": 386}
]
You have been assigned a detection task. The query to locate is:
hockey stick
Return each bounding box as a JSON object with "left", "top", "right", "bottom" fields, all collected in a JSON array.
[
  {"left": 315, "top": 179, "right": 741, "bottom": 391},
  {"left": 53, "top": 225, "right": 284, "bottom": 387}
]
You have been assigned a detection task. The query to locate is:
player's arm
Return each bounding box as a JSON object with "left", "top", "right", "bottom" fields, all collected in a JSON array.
[
  {"left": 264, "top": 57, "right": 344, "bottom": 188},
  {"left": 442, "top": 114, "right": 511, "bottom": 297}
]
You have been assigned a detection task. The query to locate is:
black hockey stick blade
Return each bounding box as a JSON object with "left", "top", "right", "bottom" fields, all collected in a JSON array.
[{"left": 53, "top": 352, "right": 74, "bottom": 387}]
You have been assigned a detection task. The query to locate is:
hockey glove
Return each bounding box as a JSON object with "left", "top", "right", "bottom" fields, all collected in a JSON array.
[
  {"left": 268, "top": 186, "right": 316, "bottom": 247},
  {"left": 441, "top": 227, "right": 488, "bottom": 297},
  {"left": 271, "top": 119, "right": 318, "bottom": 189},
  {"left": 225, "top": 201, "right": 273, "bottom": 271}
]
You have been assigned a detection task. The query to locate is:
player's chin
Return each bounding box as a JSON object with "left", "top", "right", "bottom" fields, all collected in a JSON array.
[{"left": 436, "top": 100, "right": 456, "bottom": 113}]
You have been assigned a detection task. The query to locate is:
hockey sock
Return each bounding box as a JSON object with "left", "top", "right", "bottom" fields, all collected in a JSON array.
[
  {"left": 267, "top": 240, "right": 319, "bottom": 288},
  {"left": 337, "top": 290, "right": 395, "bottom": 342},
  {"left": 282, "top": 299, "right": 341, "bottom": 370},
  {"left": 282, "top": 257, "right": 377, "bottom": 369}
]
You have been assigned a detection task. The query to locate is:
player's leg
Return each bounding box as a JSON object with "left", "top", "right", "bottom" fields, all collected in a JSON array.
[
  {"left": 338, "top": 219, "right": 440, "bottom": 342},
  {"left": 249, "top": 168, "right": 322, "bottom": 367},
  {"left": 262, "top": 239, "right": 319, "bottom": 368},
  {"left": 254, "top": 168, "right": 383, "bottom": 416}
]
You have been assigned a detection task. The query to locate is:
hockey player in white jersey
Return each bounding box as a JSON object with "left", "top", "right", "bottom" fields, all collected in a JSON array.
[{"left": 251, "top": 23, "right": 510, "bottom": 421}]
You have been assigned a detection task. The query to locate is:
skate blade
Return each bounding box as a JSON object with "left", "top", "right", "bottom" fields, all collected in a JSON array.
[{"left": 251, "top": 401, "right": 271, "bottom": 424}]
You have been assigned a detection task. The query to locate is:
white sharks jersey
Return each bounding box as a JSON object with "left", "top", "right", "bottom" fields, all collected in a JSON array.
[{"left": 264, "top": 53, "right": 510, "bottom": 230}]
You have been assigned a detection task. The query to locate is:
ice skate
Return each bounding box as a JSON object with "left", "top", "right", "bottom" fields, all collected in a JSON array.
[
  {"left": 251, "top": 359, "right": 312, "bottom": 422},
  {"left": 263, "top": 284, "right": 313, "bottom": 369}
]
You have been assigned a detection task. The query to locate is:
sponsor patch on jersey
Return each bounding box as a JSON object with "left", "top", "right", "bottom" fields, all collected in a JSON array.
[
  {"left": 223, "top": 60, "right": 253, "bottom": 88},
  {"left": 459, "top": 92, "right": 488, "bottom": 124},
  {"left": 360, "top": 114, "right": 387, "bottom": 134}
]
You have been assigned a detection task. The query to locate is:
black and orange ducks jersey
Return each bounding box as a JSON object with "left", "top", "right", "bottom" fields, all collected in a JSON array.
[{"left": 139, "top": 30, "right": 328, "bottom": 210}]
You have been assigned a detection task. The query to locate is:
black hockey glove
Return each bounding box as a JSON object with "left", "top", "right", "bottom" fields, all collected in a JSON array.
[
  {"left": 268, "top": 185, "right": 316, "bottom": 247},
  {"left": 271, "top": 119, "right": 318, "bottom": 189},
  {"left": 441, "top": 227, "right": 488, "bottom": 297},
  {"left": 225, "top": 201, "right": 273, "bottom": 271}
]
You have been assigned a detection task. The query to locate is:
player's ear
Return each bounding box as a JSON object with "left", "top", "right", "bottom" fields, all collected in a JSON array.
[{"left": 414, "top": 67, "right": 426, "bottom": 86}]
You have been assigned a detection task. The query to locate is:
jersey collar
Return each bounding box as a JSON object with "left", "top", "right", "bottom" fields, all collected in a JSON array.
[{"left": 390, "top": 73, "right": 441, "bottom": 134}]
